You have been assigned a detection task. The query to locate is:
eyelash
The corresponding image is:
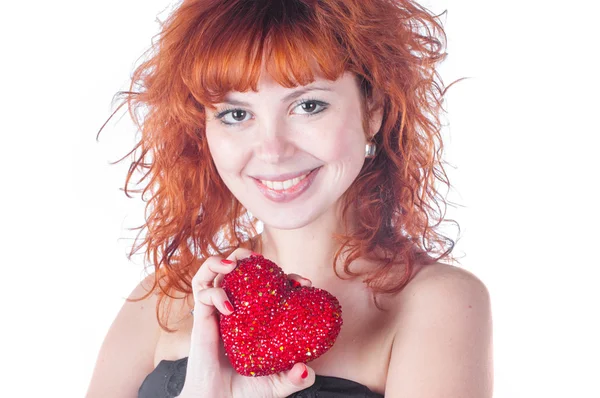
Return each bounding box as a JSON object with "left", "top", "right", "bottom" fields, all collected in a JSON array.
[{"left": 214, "top": 98, "right": 329, "bottom": 127}]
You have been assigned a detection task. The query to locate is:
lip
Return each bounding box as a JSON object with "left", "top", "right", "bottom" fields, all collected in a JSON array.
[
  {"left": 253, "top": 167, "right": 321, "bottom": 203},
  {"left": 252, "top": 168, "right": 318, "bottom": 182}
]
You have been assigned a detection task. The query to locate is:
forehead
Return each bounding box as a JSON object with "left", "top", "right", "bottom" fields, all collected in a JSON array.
[
  {"left": 178, "top": 6, "right": 349, "bottom": 107},
  {"left": 218, "top": 71, "right": 358, "bottom": 105}
]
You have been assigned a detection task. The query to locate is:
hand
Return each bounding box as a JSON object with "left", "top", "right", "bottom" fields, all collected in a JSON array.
[{"left": 179, "top": 248, "right": 316, "bottom": 398}]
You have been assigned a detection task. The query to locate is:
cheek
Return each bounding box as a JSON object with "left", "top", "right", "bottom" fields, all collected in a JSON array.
[
  {"left": 312, "top": 116, "right": 365, "bottom": 163},
  {"left": 206, "top": 132, "right": 249, "bottom": 174}
]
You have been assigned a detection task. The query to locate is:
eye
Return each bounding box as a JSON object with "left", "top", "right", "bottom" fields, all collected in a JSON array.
[
  {"left": 217, "top": 109, "right": 251, "bottom": 125},
  {"left": 292, "top": 99, "right": 328, "bottom": 116}
]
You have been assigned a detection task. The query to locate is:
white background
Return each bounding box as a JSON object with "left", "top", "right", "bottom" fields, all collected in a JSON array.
[{"left": 1, "top": 0, "right": 598, "bottom": 397}]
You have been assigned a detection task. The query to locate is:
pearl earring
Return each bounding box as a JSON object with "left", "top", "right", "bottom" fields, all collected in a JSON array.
[{"left": 365, "top": 142, "right": 377, "bottom": 158}]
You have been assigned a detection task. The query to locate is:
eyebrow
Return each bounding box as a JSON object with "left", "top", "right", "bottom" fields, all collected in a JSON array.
[{"left": 222, "top": 86, "right": 333, "bottom": 107}]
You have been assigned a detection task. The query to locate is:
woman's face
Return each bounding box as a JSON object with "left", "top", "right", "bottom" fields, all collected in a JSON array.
[{"left": 205, "top": 71, "right": 381, "bottom": 229}]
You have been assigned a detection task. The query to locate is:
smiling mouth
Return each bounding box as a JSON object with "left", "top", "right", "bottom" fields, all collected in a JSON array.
[
  {"left": 257, "top": 171, "right": 312, "bottom": 191},
  {"left": 252, "top": 167, "right": 321, "bottom": 202}
]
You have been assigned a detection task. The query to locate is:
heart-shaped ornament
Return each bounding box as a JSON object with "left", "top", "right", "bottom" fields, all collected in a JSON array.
[{"left": 219, "top": 254, "right": 343, "bottom": 377}]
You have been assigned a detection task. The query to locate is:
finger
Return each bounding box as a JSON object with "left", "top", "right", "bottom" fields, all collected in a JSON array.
[
  {"left": 191, "top": 287, "right": 235, "bottom": 320},
  {"left": 223, "top": 247, "right": 260, "bottom": 264},
  {"left": 187, "top": 287, "right": 234, "bottom": 369},
  {"left": 213, "top": 248, "right": 261, "bottom": 287},
  {"left": 272, "top": 363, "right": 315, "bottom": 397},
  {"left": 192, "top": 257, "right": 238, "bottom": 290},
  {"left": 287, "top": 273, "right": 312, "bottom": 288}
]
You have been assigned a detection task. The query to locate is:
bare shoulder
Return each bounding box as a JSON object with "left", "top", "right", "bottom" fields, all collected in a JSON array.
[
  {"left": 401, "top": 262, "right": 491, "bottom": 306},
  {"left": 385, "top": 262, "right": 494, "bottom": 397},
  {"left": 395, "top": 261, "right": 492, "bottom": 336},
  {"left": 85, "top": 273, "right": 163, "bottom": 397}
]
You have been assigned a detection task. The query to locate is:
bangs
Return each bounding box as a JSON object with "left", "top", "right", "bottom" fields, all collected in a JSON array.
[{"left": 178, "top": 0, "right": 347, "bottom": 107}]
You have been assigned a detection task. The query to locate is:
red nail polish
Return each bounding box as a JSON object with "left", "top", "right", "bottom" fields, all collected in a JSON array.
[
  {"left": 221, "top": 259, "right": 234, "bottom": 265},
  {"left": 301, "top": 366, "right": 308, "bottom": 379},
  {"left": 224, "top": 301, "right": 234, "bottom": 312}
]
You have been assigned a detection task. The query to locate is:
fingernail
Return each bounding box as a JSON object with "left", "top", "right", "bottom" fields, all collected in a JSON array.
[
  {"left": 301, "top": 366, "right": 308, "bottom": 379},
  {"left": 250, "top": 252, "right": 261, "bottom": 256},
  {"left": 221, "top": 259, "right": 234, "bottom": 265},
  {"left": 289, "top": 279, "right": 301, "bottom": 288},
  {"left": 224, "top": 300, "right": 234, "bottom": 312}
]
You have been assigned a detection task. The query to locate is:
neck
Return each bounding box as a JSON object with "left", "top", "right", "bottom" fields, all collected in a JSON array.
[{"left": 255, "top": 201, "right": 358, "bottom": 285}]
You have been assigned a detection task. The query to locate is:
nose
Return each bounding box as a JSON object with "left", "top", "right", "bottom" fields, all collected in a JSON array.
[{"left": 254, "top": 118, "right": 296, "bottom": 164}]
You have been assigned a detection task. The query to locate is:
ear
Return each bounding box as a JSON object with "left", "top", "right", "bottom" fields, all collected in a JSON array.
[{"left": 367, "top": 89, "right": 384, "bottom": 138}]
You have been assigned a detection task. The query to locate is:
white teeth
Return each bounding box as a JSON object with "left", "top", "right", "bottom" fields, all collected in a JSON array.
[
  {"left": 290, "top": 176, "right": 301, "bottom": 186},
  {"left": 260, "top": 172, "right": 309, "bottom": 191}
]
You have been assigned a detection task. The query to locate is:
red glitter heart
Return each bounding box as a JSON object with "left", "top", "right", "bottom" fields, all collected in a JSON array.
[{"left": 219, "top": 254, "right": 343, "bottom": 377}]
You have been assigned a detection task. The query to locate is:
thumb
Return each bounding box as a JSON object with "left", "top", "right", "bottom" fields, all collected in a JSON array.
[{"left": 273, "top": 363, "right": 315, "bottom": 397}]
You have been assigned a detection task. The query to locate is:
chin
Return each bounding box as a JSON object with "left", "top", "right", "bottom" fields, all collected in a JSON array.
[{"left": 256, "top": 212, "right": 316, "bottom": 231}]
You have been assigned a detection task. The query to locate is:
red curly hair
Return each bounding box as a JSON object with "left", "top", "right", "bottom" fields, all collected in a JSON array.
[{"left": 99, "top": 0, "right": 460, "bottom": 332}]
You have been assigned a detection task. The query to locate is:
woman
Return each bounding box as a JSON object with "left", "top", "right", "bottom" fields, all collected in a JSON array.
[{"left": 87, "top": 0, "right": 493, "bottom": 397}]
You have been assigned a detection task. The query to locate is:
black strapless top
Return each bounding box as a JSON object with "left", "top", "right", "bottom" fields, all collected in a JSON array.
[{"left": 138, "top": 357, "right": 383, "bottom": 398}]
